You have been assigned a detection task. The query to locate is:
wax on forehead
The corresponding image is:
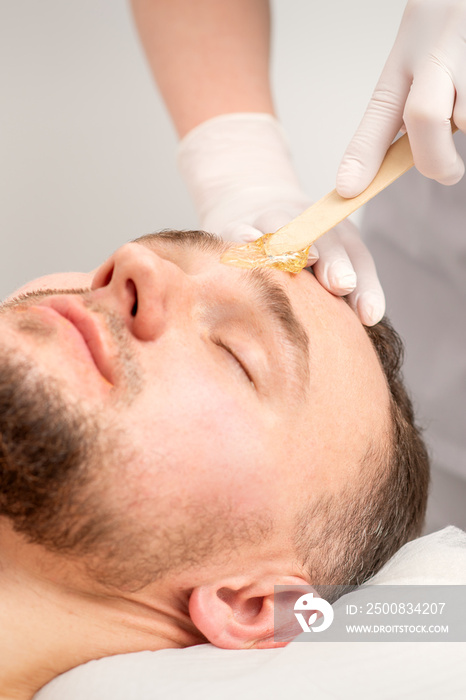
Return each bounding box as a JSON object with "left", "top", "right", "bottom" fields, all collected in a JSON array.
[{"left": 221, "top": 233, "right": 310, "bottom": 274}]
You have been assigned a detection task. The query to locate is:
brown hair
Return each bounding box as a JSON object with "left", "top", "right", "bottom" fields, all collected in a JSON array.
[{"left": 294, "top": 317, "right": 430, "bottom": 598}]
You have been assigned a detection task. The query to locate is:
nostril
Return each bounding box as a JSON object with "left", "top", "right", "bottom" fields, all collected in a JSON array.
[
  {"left": 102, "top": 265, "right": 114, "bottom": 287},
  {"left": 91, "top": 262, "right": 114, "bottom": 290},
  {"left": 126, "top": 279, "right": 138, "bottom": 317}
]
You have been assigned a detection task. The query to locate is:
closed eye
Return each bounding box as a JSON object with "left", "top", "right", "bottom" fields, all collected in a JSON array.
[{"left": 213, "top": 337, "right": 255, "bottom": 388}]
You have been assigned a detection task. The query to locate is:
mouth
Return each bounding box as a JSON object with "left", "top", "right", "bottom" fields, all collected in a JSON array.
[{"left": 37, "top": 296, "right": 115, "bottom": 386}]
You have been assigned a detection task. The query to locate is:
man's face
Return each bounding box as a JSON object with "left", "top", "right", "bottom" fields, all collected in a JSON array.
[{"left": 0, "top": 232, "right": 390, "bottom": 588}]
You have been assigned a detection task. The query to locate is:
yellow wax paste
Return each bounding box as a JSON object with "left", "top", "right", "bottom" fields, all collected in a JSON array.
[{"left": 221, "top": 233, "right": 310, "bottom": 274}]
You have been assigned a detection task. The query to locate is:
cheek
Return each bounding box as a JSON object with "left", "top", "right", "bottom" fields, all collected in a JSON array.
[
  {"left": 7, "top": 272, "right": 93, "bottom": 300},
  {"left": 122, "top": 371, "right": 278, "bottom": 513}
]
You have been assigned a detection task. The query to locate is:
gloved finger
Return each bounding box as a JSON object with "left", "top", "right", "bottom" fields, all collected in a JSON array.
[
  {"left": 220, "top": 208, "right": 309, "bottom": 241},
  {"left": 305, "top": 245, "right": 319, "bottom": 264},
  {"left": 255, "top": 208, "right": 319, "bottom": 263},
  {"left": 451, "top": 42, "right": 466, "bottom": 134},
  {"left": 219, "top": 222, "right": 262, "bottom": 243},
  {"left": 336, "top": 64, "right": 411, "bottom": 198},
  {"left": 404, "top": 59, "right": 464, "bottom": 185},
  {"left": 254, "top": 208, "right": 299, "bottom": 234},
  {"left": 453, "top": 90, "right": 466, "bottom": 134},
  {"left": 312, "top": 229, "right": 357, "bottom": 296},
  {"left": 337, "top": 221, "right": 386, "bottom": 326}
]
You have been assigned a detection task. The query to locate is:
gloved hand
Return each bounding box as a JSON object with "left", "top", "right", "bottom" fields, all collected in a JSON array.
[
  {"left": 178, "top": 113, "right": 385, "bottom": 326},
  {"left": 337, "top": 0, "right": 466, "bottom": 198}
]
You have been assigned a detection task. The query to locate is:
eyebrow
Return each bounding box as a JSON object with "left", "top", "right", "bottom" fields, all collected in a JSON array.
[{"left": 134, "top": 231, "right": 311, "bottom": 393}]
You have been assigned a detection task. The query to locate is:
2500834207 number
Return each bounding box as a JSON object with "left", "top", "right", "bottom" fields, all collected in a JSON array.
[{"left": 366, "top": 602, "right": 446, "bottom": 615}]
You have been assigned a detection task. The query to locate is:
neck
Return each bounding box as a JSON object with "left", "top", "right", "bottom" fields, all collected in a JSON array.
[{"left": 0, "top": 524, "right": 202, "bottom": 700}]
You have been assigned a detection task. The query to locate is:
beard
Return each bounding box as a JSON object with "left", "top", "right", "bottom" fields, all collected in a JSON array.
[
  {"left": 0, "top": 293, "right": 148, "bottom": 589},
  {"left": 0, "top": 345, "right": 167, "bottom": 592},
  {"left": 0, "top": 348, "right": 107, "bottom": 555}
]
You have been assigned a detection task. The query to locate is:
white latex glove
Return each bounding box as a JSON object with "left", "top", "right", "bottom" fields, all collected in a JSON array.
[
  {"left": 178, "top": 114, "right": 385, "bottom": 326},
  {"left": 337, "top": 0, "right": 466, "bottom": 198}
]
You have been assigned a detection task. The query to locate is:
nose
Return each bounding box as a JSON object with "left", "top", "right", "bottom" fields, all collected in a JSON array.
[{"left": 91, "top": 243, "right": 189, "bottom": 341}]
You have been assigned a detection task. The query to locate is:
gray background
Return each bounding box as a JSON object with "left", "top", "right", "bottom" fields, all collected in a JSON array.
[{"left": 0, "top": 0, "right": 407, "bottom": 299}]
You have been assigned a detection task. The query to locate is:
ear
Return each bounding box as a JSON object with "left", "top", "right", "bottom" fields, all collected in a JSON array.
[{"left": 189, "top": 576, "right": 319, "bottom": 649}]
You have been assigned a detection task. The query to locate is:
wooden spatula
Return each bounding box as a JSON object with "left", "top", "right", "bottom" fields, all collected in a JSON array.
[
  {"left": 266, "top": 131, "right": 415, "bottom": 256},
  {"left": 222, "top": 128, "right": 456, "bottom": 272}
]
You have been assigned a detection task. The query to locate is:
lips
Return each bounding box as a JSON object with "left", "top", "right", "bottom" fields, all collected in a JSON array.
[{"left": 37, "top": 296, "right": 115, "bottom": 385}]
